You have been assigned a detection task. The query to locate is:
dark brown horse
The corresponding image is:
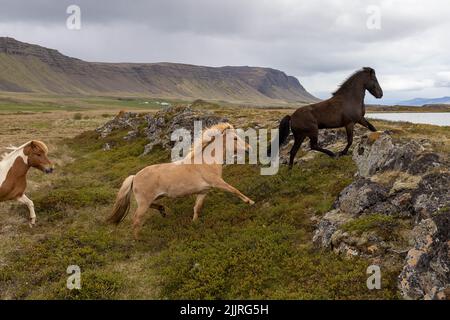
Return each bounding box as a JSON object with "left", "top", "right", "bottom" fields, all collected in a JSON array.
[{"left": 276, "top": 67, "right": 383, "bottom": 168}]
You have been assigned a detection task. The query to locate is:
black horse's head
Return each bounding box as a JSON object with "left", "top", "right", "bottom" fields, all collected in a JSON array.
[{"left": 363, "top": 67, "right": 383, "bottom": 99}]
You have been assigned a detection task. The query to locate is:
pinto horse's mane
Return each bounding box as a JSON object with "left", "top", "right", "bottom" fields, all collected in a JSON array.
[
  {"left": 332, "top": 67, "right": 372, "bottom": 96},
  {"left": 183, "top": 122, "right": 234, "bottom": 160},
  {"left": 1, "top": 140, "right": 48, "bottom": 161}
]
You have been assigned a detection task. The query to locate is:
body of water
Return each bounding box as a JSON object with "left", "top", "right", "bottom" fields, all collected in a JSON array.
[{"left": 366, "top": 112, "right": 450, "bottom": 126}]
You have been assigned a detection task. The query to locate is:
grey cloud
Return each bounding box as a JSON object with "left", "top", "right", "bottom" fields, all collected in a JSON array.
[{"left": 0, "top": 0, "right": 449, "bottom": 103}]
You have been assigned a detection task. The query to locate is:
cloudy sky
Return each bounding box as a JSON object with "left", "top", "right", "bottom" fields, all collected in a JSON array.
[{"left": 1, "top": 0, "right": 449, "bottom": 104}]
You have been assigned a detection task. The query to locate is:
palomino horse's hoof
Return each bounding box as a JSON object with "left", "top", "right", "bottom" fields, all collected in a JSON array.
[{"left": 248, "top": 199, "right": 255, "bottom": 205}]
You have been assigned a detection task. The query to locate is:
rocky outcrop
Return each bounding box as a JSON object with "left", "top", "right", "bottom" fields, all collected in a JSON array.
[
  {"left": 142, "top": 105, "right": 227, "bottom": 154},
  {"left": 411, "top": 172, "right": 450, "bottom": 220},
  {"left": 312, "top": 131, "right": 449, "bottom": 299},
  {"left": 96, "top": 111, "right": 145, "bottom": 139},
  {"left": 96, "top": 105, "right": 227, "bottom": 155},
  {"left": 399, "top": 212, "right": 450, "bottom": 300},
  {"left": 334, "top": 178, "right": 389, "bottom": 215}
]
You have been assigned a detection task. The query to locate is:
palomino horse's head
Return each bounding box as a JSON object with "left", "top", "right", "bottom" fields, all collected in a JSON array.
[
  {"left": 23, "top": 141, "right": 54, "bottom": 173},
  {"left": 363, "top": 67, "right": 383, "bottom": 99},
  {"left": 222, "top": 124, "right": 252, "bottom": 155},
  {"left": 187, "top": 123, "right": 251, "bottom": 163},
  {"left": 209, "top": 123, "right": 252, "bottom": 155}
]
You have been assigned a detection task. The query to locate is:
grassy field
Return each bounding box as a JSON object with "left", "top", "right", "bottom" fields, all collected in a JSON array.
[
  {"left": 0, "top": 98, "right": 448, "bottom": 299},
  {"left": 0, "top": 92, "right": 185, "bottom": 113}
]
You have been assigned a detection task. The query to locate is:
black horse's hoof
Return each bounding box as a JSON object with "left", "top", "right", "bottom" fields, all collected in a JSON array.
[{"left": 328, "top": 153, "right": 337, "bottom": 158}]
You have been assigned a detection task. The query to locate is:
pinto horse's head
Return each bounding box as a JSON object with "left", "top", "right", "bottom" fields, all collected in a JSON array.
[
  {"left": 24, "top": 140, "right": 54, "bottom": 174},
  {"left": 363, "top": 67, "right": 383, "bottom": 99}
]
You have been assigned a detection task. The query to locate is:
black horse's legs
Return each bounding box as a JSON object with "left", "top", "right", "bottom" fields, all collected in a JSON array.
[
  {"left": 339, "top": 123, "right": 354, "bottom": 156},
  {"left": 358, "top": 117, "right": 377, "bottom": 132},
  {"left": 288, "top": 133, "right": 305, "bottom": 169},
  {"left": 309, "top": 134, "right": 336, "bottom": 157}
]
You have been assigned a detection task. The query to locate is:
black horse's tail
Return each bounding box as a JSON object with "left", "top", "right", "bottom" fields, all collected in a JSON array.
[
  {"left": 267, "top": 115, "right": 291, "bottom": 156},
  {"left": 278, "top": 115, "right": 292, "bottom": 146}
]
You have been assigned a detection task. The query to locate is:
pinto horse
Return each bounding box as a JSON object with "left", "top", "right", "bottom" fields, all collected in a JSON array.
[
  {"left": 0, "top": 140, "right": 53, "bottom": 226},
  {"left": 107, "top": 123, "right": 255, "bottom": 239},
  {"left": 275, "top": 67, "right": 383, "bottom": 169}
]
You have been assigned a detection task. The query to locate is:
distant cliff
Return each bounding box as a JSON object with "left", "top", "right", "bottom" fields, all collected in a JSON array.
[{"left": 0, "top": 37, "right": 318, "bottom": 104}]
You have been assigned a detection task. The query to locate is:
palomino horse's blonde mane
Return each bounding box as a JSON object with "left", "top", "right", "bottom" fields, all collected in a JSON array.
[
  {"left": 1, "top": 140, "right": 49, "bottom": 161},
  {"left": 183, "top": 122, "right": 234, "bottom": 160}
]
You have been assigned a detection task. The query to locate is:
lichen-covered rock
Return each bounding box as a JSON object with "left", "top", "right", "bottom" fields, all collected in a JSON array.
[
  {"left": 399, "top": 211, "right": 450, "bottom": 300},
  {"left": 411, "top": 172, "right": 450, "bottom": 220},
  {"left": 96, "top": 111, "right": 145, "bottom": 138},
  {"left": 334, "top": 178, "right": 388, "bottom": 215},
  {"left": 312, "top": 210, "right": 353, "bottom": 249},
  {"left": 314, "top": 129, "right": 449, "bottom": 299},
  {"left": 353, "top": 132, "right": 422, "bottom": 177},
  {"left": 142, "top": 105, "right": 228, "bottom": 154},
  {"left": 407, "top": 153, "right": 442, "bottom": 175},
  {"left": 95, "top": 105, "right": 228, "bottom": 154}
]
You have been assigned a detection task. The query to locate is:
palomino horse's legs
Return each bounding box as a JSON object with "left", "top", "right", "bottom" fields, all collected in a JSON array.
[
  {"left": 309, "top": 133, "right": 336, "bottom": 158},
  {"left": 150, "top": 203, "right": 166, "bottom": 217},
  {"left": 339, "top": 123, "right": 354, "bottom": 156},
  {"left": 132, "top": 193, "right": 155, "bottom": 239},
  {"left": 193, "top": 193, "right": 207, "bottom": 221},
  {"left": 17, "top": 194, "right": 36, "bottom": 227},
  {"left": 132, "top": 204, "right": 149, "bottom": 239},
  {"left": 213, "top": 180, "right": 255, "bottom": 205},
  {"left": 358, "top": 117, "right": 377, "bottom": 132}
]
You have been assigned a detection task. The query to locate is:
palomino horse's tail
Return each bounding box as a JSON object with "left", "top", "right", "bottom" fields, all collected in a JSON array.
[
  {"left": 268, "top": 115, "right": 291, "bottom": 156},
  {"left": 107, "top": 175, "right": 135, "bottom": 225}
]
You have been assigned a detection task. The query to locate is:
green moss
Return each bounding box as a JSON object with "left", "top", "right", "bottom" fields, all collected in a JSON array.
[
  {"left": 35, "top": 185, "right": 114, "bottom": 212},
  {"left": 0, "top": 126, "right": 400, "bottom": 300},
  {"left": 154, "top": 224, "right": 399, "bottom": 299},
  {"left": 342, "top": 214, "right": 401, "bottom": 240},
  {"left": 0, "top": 228, "right": 131, "bottom": 299},
  {"left": 52, "top": 271, "right": 124, "bottom": 300}
]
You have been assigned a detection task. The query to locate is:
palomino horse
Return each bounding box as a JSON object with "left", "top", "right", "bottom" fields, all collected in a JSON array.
[
  {"left": 275, "top": 67, "right": 383, "bottom": 169},
  {"left": 0, "top": 140, "right": 53, "bottom": 226},
  {"left": 107, "top": 123, "right": 255, "bottom": 238}
]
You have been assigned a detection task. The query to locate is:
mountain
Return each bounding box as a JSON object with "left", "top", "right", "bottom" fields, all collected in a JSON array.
[
  {"left": 0, "top": 37, "right": 318, "bottom": 104},
  {"left": 397, "top": 96, "right": 450, "bottom": 106}
]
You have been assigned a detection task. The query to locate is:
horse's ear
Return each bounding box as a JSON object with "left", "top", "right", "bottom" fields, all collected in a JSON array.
[
  {"left": 29, "top": 141, "right": 40, "bottom": 151},
  {"left": 363, "top": 67, "right": 375, "bottom": 76}
]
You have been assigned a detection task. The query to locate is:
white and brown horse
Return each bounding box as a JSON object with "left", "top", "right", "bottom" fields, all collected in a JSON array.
[
  {"left": 107, "top": 123, "right": 255, "bottom": 238},
  {"left": 0, "top": 140, "right": 53, "bottom": 226}
]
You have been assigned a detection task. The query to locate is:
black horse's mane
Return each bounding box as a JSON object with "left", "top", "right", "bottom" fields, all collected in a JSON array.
[{"left": 332, "top": 68, "right": 371, "bottom": 96}]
